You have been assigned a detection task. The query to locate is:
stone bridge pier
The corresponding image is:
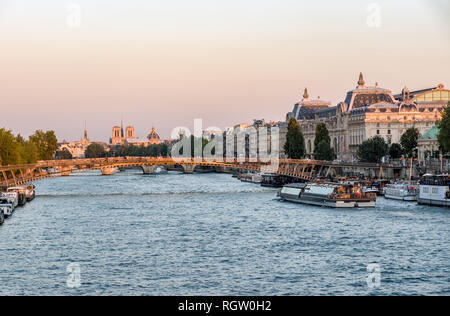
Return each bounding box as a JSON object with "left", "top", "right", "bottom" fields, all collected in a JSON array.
[
  {"left": 181, "top": 165, "right": 196, "bottom": 174},
  {"left": 141, "top": 165, "right": 157, "bottom": 175}
]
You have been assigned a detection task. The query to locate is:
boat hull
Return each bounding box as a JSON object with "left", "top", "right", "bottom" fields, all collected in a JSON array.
[
  {"left": 281, "top": 195, "right": 375, "bottom": 208},
  {"left": 384, "top": 194, "right": 417, "bottom": 201},
  {"left": 418, "top": 198, "right": 450, "bottom": 207}
]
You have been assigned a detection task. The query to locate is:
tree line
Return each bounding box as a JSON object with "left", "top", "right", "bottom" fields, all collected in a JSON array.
[
  {"left": 83, "top": 143, "right": 170, "bottom": 158},
  {"left": 284, "top": 103, "right": 450, "bottom": 163},
  {"left": 0, "top": 129, "right": 58, "bottom": 166}
]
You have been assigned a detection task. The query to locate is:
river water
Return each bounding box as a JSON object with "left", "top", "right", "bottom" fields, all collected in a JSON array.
[{"left": 0, "top": 169, "right": 449, "bottom": 296}]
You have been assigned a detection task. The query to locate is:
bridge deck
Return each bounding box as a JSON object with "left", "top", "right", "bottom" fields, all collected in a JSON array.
[{"left": 0, "top": 157, "right": 399, "bottom": 189}]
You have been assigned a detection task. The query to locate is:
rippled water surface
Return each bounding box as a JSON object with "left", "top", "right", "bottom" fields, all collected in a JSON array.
[{"left": 0, "top": 170, "right": 449, "bottom": 295}]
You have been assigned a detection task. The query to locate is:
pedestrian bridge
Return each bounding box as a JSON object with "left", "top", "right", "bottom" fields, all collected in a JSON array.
[{"left": 0, "top": 157, "right": 401, "bottom": 189}]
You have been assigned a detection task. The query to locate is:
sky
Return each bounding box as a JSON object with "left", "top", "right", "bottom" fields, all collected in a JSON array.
[{"left": 0, "top": 0, "right": 449, "bottom": 142}]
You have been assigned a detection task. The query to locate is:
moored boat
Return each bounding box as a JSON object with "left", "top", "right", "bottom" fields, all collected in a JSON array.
[
  {"left": 1, "top": 192, "right": 19, "bottom": 209},
  {"left": 0, "top": 210, "right": 4, "bottom": 225},
  {"left": 7, "top": 187, "right": 27, "bottom": 206},
  {"left": 0, "top": 197, "right": 14, "bottom": 218},
  {"left": 261, "top": 174, "right": 291, "bottom": 188},
  {"left": 384, "top": 182, "right": 418, "bottom": 201},
  {"left": 239, "top": 172, "right": 262, "bottom": 184},
  {"left": 25, "top": 185, "right": 36, "bottom": 201},
  {"left": 279, "top": 182, "right": 377, "bottom": 208},
  {"left": 418, "top": 175, "right": 450, "bottom": 207}
]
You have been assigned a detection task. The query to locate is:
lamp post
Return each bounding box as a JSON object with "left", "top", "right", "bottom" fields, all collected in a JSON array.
[{"left": 409, "top": 147, "right": 418, "bottom": 181}]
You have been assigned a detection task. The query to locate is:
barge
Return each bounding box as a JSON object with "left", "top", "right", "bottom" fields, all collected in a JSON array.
[
  {"left": 418, "top": 175, "right": 450, "bottom": 207},
  {"left": 384, "top": 183, "right": 418, "bottom": 201},
  {"left": 279, "top": 182, "right": 377, "bottom": 208}
]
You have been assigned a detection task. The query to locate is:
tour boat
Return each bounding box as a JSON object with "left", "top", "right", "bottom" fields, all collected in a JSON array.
[
  {"left": 278, "top": 182, "right": 377, "bottom": 208},
  {"left": 239, "top": 173, "right": 262, "bottom": 184},
  {"left": 418, "top": 175, "right": 450, "bottom": 207},
  {"left": 1, "top": 192, "right": 19, "bottom": 209},
  {"left": 261, "top": 174, "right": 291, "bottom": 188},
  {"left": 0, "top": 197, "right": 14, "bottom": 218},
  {"left": 7, "top": 187, "right": 27, "bottom": 206},
  {"left": 384, "top": 183, "right": 419, "bottom": 201}
]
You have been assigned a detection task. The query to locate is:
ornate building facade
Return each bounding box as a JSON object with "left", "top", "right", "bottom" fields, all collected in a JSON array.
[
  {"left": 287, "top": 73, "right": 449, "bottom": 161},
  {"left": 59, "top": 123, "right": 91, "bottom": 158},
  {"left": 111, "top": 122, "right": 136, "bottom": 145}
]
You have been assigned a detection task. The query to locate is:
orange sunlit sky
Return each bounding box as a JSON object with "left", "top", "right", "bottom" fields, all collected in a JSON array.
[{"left": 0, "top": 0, "right": 449, "bottom": 142}]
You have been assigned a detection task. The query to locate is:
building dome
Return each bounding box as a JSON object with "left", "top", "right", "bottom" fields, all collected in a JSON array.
[
  {"left": 421, "top": 125, "right": 439, "bottom": 140},
  {"left": 147, "top": 127, "right": 161, "bottom": 144}
]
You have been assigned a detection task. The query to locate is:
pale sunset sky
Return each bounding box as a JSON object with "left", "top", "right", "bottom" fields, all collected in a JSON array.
[{"left": 0, "top": 0, "right": 449, "bottom": 142}]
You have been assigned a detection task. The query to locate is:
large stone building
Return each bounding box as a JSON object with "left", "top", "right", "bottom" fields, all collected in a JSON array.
[
  {"left": 58, "top": 123, "right": 92, "bottom": 158},
  {"left": 110, "top": 122, "right": 162, "bottom": 146},
  {"left": 287, "top": 73, "right": 449, "bottom": 161},
  {"left": 111, "top": 122, "right": 136, "bottom": 145}
]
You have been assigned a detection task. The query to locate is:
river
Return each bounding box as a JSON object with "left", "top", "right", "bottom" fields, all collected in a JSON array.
[{"left": 0, "top": 169, "right": 449, "bottom": 295}]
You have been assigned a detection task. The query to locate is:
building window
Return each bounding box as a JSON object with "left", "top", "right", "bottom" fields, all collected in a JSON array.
[
  {"left": 377, "top": 130, "right": 380, "bottom": 135},
  {"left": 376, "top": 123, "right": 380, "bottom": 127},
  {"left": 388, "top": 130, "right": 391, "bottom": 135}
]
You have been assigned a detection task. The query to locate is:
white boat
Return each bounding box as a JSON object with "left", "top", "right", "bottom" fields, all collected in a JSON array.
[
  {"left": 418, "top": 175, "right": 450, "bottom": 207},
  {"left": 1, "top": 192, "right": 19, "bottom": 209},
  {"left": 25, "top": 185, "right": 36, "bottom": 201},
  {"left": 0, "top": 197, "right": 14, "bottom": 218},
  {"left": 279, "top": 182, "right": 377, "bottom": 208},
  {"left": 384, "top": 183, "right": 418, "bottom": 201},
  {"left": 7, "top": 187, "right": 27, "bottom": 206},
  {"left": 239, "top": 173, "right": 262, "bottom": 184}
]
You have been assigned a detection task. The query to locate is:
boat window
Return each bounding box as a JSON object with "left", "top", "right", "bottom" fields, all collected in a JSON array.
[{"left": 281, "top": 187, "right": 302, "bottom": 196}]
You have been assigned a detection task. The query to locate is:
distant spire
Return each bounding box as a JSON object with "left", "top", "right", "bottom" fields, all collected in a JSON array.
[
  {"left": 358, "top": 72, "right": 365, "bottom": 87},
  {"left": 303, "top": 88, "right": 309, "bottom": 100},
  {"left": 120, "top": 115, "right": 124, "bottom": 138},
  {"left": 84, "top": 121, "right": 88, "bottom": 140}
]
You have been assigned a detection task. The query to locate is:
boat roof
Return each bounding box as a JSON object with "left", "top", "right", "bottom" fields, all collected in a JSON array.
[{"left": 284, "top": 182, "right": 341, "bottom": 189}]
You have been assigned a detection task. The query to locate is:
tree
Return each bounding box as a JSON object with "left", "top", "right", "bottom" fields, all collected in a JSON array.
[
  {"left": 437, "top": 103, "right": 450, "bottom": 154},
  {"left": 357, "top": 136, "right": 388, "bottom": 163},
  {"left": 0, "top": 128, "right": 21, "bottom": 165},
  {"left": 313, "top": 123, "right": 333, "bottom": 160},
  {"left": 284, "top": 117, "right": 305, "bottom": 159},
  {"left": 389, "top": 143, "right": 403, "bottom": 159},
  {"left": 56, "top": 148, "right": 73, "bottom": 160},
  {"left": 400, "top": 127, "right": 420, "bottom": 158},
  {"left": 315, "top": 140, "right": 335, "bottom": 161},
  {"left": 85, "top": 143, "right": 107, "bottom": 158},
  {"left": 29, "top": 130, "right": 58, "bottom": 160},
  {"left": 314, "top": 123, "right": 331, "bottom": 149}
]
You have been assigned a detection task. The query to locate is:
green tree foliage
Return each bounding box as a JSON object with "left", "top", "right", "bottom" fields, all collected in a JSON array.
[
  {"left": 313, "top": 123, "right": 334, "bottom": 160},
  {"left": 0, "top": 128, "right": 22, "bottom": 165},
  {"left": 284, "top": 118, "right": 305, "bottom": 159},
  {"left": 437, "top": 103, "right": 450, "bottom": 154},
  {"left": 55, "top": 148, "right": 73, "bottom": 160},
  {"left": 29, "top": 130, "right": 58, "bottom": 160},
  {"left": 314, "top": 123, "right": 331, "bottom": 149},
  {"left": 357, "top": 136, "right": 388, "bottom": 163},
  {"left": 314, "top": 140, "right": 335, "bottom": 161},
  {"left": 388, "top": 143, "right": 403, "bottom": 159},
  {"left": 85, "top": 143, "right": 107, "bottom": 158},
  {"left": 113, "top": 143, "right": 169, "bottom": 157},
  {"left": 400, "top": 127, "right": 420, "bottom": 158}
]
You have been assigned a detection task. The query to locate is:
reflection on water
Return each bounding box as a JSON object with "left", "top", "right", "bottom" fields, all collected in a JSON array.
[{"left": 0, "top": 170, "right": 449, "bottom": 295}]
